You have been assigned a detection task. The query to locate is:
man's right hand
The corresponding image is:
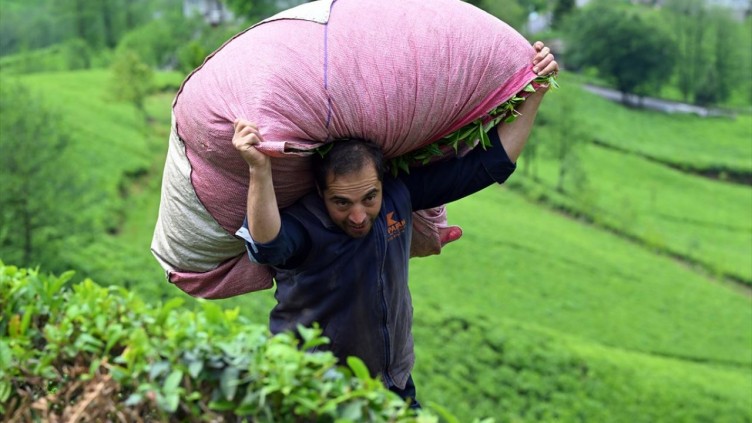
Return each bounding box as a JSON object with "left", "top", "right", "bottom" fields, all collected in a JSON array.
[
  {"left": 233, "top": 118, "right": 270, "bottom": 169},
  {"left": 235, "top": 118, "right": 281, "bottom": 243}
]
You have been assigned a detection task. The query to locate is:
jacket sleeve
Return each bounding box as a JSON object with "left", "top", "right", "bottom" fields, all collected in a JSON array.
[
  {"left": 401, "top": 127, "right": 516, "bottom": 211},
  {"left": 235, "top": 214, "right": 311, "bottom": 268}
]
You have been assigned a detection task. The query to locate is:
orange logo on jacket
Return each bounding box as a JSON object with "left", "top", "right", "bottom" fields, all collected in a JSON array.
[{"left": 386, "top": 211, "right": 407, "bottom": 241}]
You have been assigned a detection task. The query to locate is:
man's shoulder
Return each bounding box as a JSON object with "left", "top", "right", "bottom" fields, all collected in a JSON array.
[
  {"left": 282, "top": 192, "right": 334, "bottom": 229},
  {"left": 383, "top": 175, "right": 410, "bottom": 201}
]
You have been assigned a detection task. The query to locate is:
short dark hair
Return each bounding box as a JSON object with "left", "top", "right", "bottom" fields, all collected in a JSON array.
[{"left": 312, "top": 139, "right": 385, "bottom": 191}]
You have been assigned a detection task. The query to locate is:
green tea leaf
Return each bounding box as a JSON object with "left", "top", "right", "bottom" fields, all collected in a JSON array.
[
  {"left": 164, "top": 369, "right": 183, "bottom": 392},
  {"left": 149, "top": 360, "right": 171, "bottom": 379},
  {"left": 339, "top": 400, "right": 364, "bottom": 420},
  {"left": 158, "top": 392, "right": 180, "bottom": 412},
  {"left": 480, "top": 129, "right": 491, "bottom": 149},
  {"left": 346, "top": 356, "right": 371, "bottom": 380},
  {"left": 124, "top": 393, "right": 143, "bottom": 406},
  {"left": 188, "top": 360, "right": 203, "bottom": 379},
  {"left": 221, "top": 366, "right": 240, "bottom": 400},
  {"left": 208, "top": 399, "right": 236, "bottom": 411},
  {"left": 426, "top": 401, "right": 461, "bottom": 423},
  {"left": 0, "top": 380, "right": 11, "bottom": 402}
]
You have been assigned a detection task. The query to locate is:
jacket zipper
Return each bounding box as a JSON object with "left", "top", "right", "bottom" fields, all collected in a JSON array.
[{"left": 377, "top": 219, "right": 394, "bottom": 387}]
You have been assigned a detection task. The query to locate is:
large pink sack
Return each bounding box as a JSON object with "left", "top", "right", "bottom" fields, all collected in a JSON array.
[{"left": 152, "top": 0, "right": 537, "bottom": 298}]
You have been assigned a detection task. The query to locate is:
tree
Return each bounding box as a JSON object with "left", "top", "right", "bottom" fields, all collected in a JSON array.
[
  {"left": 0, "top": 81, "right": 87, "bottom": 270},
  {"left": 518, "top": 0, "right": 550, "bottom": 13},
  {"left": 548, "top": 103, "right": 588, "bottom": 193},
  {"left": 663, "top": 0, "right": 709, "bottom": 103},
  {"left": 662, "top": 0, "right": 745, "bottom": 106},
  {"left": 687, "top": 6, "right": 739, "bottom": 106},
  {"left": 478, "top": 0, "right": 528, "bottom": 30},
  {"left": 534, "top": 97, "right": 588, "bottom": 193},
  {"left": 709, "top": 9, "right": 736, "bottom": 105},
  {"left": 0, "top": 0, "right": 172, "bottom": 57},
  {"left": 520, "top": 132, "right": 541, "bottom": 180},
  {"left": 109, "top": 50, "right": 154, "bottom": 119},
  {"left": 224, "top": 0, "right": 302, "bottom": 22},
  {"left": 552, "top": 0, "right": 575, "bottom": 29},
  {"left": 565, "top": 1, "right": 678, "bottom": 103}
]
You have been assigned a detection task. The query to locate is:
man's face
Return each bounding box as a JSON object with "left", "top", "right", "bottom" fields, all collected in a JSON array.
[{"left": 320, "top": 164, "right": 383, "bottom": 238}]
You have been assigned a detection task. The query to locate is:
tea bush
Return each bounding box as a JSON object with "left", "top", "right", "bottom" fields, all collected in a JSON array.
[{"left": 0, "top": 263, "right": 479, "bottom": 422}]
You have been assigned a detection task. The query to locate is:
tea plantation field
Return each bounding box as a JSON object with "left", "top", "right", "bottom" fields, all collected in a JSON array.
[
  {"left": 520, "top": 80, "right": 752, "bottom": 285},
  {"left": 7, "top": 69, "right": 752, "bottom": 421},
  {"left": 12, "top": 70, "right": 180, "bottom": 297}
]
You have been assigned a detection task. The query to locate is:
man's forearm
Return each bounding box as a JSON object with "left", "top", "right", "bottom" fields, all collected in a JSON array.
[
  {"left": 246, "top": 164, "right": 281, "bottom": 243},
  {"left": 496, "top": 87, "right": 547, "bottom": 163}
]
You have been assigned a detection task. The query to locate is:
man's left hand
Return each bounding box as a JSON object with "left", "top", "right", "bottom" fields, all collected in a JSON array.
[{"left": 532, "top": 41, "right": 558, "bottom": 77}]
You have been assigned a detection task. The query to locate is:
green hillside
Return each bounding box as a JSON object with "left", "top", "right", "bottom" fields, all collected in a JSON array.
[
  {"left": 413, "top": 189, "right": 751, "bottom": 366},
  {"left": 410, "top": 187, "right": 751, "bottom": 419},
  {"left": 14, "top": 70, "right": 182, "bottom": 297},
  {"left": 415, "top": 311, "right": 751, "bottom": 422},
  {"left": 558, "top": 79, "right": 752, "bottom": 174},
  {"left": 518, "top": 81, "right": 752, "bottom": 285},
  {"left": 4, "top": 69, "right": 751, "bottom": 421}
]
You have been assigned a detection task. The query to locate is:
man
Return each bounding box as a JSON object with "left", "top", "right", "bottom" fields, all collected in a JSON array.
[{"left": 234, "top": 43, "right": 557, "bottom": 407}]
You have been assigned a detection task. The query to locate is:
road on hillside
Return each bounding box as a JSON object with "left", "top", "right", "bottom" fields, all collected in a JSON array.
[{"left": 582, "top": 84, "right": 734, "bottom": 118}]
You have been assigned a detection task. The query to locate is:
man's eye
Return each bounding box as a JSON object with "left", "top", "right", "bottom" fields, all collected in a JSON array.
[{"left": 335, "top": 200, "right": 348, "bottom": 207}]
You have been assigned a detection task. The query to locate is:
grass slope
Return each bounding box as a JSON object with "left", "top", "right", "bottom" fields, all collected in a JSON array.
[
  {"left": 553, "top": 78, "right": 752, "bottom": 174},
  {"left": 516, "top": 76, "right": 752, "bottom": 284},
  {"left": 17, "top": 70, "right": 182, "bottom": 296},
  {"left": 415, "top": 313, "right": 751, "bottom": 422},
  {"left": 410, "top": 187, "right": 752, "bottom": 420},
  {"left": 412, "top": 188, "right": 751, "bottom": 366},
  {"left": 522, "top": 143, "right": 752, "bottom": 283}
]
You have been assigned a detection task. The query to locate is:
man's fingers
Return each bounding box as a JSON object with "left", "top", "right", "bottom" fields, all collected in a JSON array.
[
  {"left": 237, "top": 124, "right": 263, "bottom": 143},
  {"left": 530, "top": 41, "right": 558, "bottom": 75},
  {"left": 232, "top": 122, "right": 265, "bottom": 155},
  {"left": 233, "top": 118, "right": 259, "bottom": 133},
  {"left": 535, "top": 53, "right": 554, "bottom": 71},
  {"left": 535, "top": 59, "right": 559, "bottom": 77},
  {"left": 234, "top": 136, "right": 263, "bottom": 158},
  {"left": 239, "top": 125, "right": 256, "bottom": 137},
  {"left": 239, "top": 132, "right": 262, "bottom": 147},
  {"left": 533, "top": 47, "right": 550, "bottom": 64}
]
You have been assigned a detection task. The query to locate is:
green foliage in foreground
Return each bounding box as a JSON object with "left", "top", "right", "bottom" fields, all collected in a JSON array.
[{"left": 0, "top": 264, "right": 471, "bottom": 422}]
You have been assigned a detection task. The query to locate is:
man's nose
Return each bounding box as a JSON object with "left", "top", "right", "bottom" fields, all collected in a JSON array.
[{"left": 349, "top": 206, "right": 367, "bottom": 224}]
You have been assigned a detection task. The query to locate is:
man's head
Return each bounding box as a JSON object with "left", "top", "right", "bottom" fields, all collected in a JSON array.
[{"left": 313, "top": 139, "right": 385, "bottom": 238}]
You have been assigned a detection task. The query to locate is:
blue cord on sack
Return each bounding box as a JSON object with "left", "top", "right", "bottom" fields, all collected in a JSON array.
[{"left": 323, "top": 0, "right": 338, "bottom": 141}]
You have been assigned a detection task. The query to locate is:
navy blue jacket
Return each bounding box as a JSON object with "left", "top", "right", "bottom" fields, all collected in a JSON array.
[{"left": 237, "top": 129, "right": 515, "bottom": 389}]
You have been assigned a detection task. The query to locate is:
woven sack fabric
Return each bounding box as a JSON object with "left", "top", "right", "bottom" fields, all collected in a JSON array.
[{"left": 153, "top": 0, "right": 537, "bottom": 298}]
